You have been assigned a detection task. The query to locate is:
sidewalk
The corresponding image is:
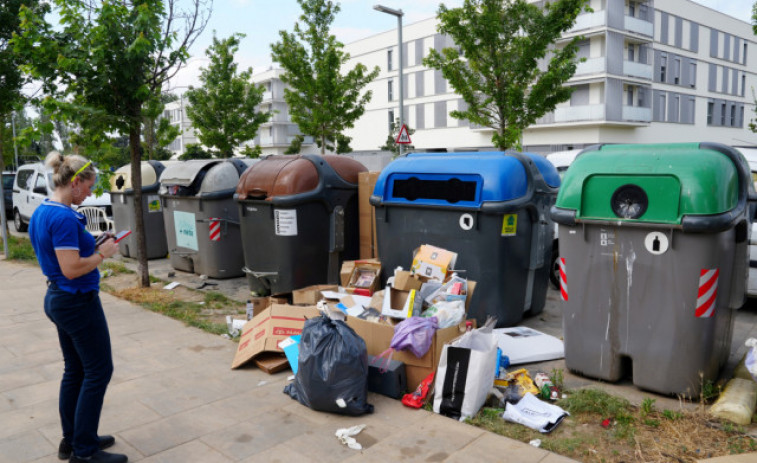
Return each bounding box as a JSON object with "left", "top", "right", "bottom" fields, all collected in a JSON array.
[{"left": 0, "top": 259, "right": 577, "bottom": 463}]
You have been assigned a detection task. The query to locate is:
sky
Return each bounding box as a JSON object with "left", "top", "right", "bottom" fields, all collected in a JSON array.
[{"left": 166, "top": 0, "right": 756, "bottom": 91}]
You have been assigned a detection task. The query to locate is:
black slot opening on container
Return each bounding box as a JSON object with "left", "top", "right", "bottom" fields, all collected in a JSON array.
[{"left": 392, "top": 177, "right": 476, "bottom": 203}]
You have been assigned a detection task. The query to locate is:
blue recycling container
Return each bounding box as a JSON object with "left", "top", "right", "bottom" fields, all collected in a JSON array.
[{"left": 371, "top": 151, "right": 560, "bottom": 327}]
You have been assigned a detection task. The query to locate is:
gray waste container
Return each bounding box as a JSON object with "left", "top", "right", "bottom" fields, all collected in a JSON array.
[
  {"left": 371, "top": 151, "right": 560, "bottom": 327},
  {"left": 235, "top": 154, "right": 366, "bottom": 295},
  {"left": 160, "top": 158, "right": 253, "bottom": 279},
  {"left": 551, "top": 142, "right": 754, "bottom": 396},
  {"left": 110, "top": 161, "right": 172, "bottom": 259}
]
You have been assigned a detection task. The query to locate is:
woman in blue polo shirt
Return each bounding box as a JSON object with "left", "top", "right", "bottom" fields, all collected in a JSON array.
[{"left": 28, "top": 152, "right": 126, "bottom": 463}]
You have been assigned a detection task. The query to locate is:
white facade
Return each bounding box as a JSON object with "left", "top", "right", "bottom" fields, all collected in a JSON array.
[
  {"left": 164, "top": 96, "right": 199, "bottom": 158},
  {"left": 248, "top": 67, "right": 318, "bottom": 156},
  {"left": 343, "top": 0, "right": 757, "bottom": 154}
]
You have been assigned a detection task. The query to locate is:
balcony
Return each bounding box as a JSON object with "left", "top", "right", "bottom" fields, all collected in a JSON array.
[
  {"left": 622, "top": 106, "right": 651, "bottom": 122},
  {"left": 624, "top": 16, "right": 653, "bottom": 37},
  {"left": 553, "top": 104, "right": 606, "bottom": 123},
  {"left": 569, "top": 10, "right": 606, "bottom": 33},
  {"left": 262, "top": 90, "right": 273, "bottom": 101},
  {"left": 575, "top": 57, "right": 606, "bottom": 76},
  {"left": 623, "top": 60, "right": 652, "bottom": 80}
]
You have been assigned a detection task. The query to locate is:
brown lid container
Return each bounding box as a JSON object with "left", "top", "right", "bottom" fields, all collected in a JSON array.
[{"left": 236, "top": 155, "right": 366, "bottom": 201}]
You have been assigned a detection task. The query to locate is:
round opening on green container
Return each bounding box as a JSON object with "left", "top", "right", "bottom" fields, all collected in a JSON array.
[{"left": 610, "top": 184, "right": 648, "bottom": 219}]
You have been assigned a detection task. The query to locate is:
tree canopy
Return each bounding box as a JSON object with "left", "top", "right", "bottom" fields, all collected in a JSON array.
[
  {"left": 13, "top": 0, "right": 210, "bottom": 286},
  {"left": 271, "top": 0, "right": 379, "bottom": 154},
  {"left": 424, "top": 0, "right": 589, "bottom": 150},
  {"left": 186, "top": 33, "right": 270, "bottom": 158}
]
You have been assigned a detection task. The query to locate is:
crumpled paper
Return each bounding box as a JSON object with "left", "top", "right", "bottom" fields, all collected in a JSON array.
[{"left": 335, "top": 424, "right": 366, "bottom": 450}]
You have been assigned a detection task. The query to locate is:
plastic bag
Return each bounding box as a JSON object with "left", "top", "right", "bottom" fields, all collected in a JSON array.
[
  {"left": 373, "top": 316, "right": 439, "bottom": 371},
  {"left": 422, "top": 299, "right": 465, "bottom": 328},
  {"left": 433, "top": 318, "right": 499, "bottom": 420},
  {"left": 745, "top": 338, "right": 757, "bottom": 382},
  {"left": 284, "top": 315, "right": 373, "bottom": 416}
]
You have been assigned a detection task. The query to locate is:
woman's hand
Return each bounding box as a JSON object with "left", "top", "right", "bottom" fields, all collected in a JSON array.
[{"left": 98, "top": 237, "right": 119, "bottom": 259}]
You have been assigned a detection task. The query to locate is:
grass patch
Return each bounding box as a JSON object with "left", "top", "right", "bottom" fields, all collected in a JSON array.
[
  {"left": 0, "top": 234, "right": 37, "bottom": 262},
  {"left": 101, "top": 261, "right": 134, "bottom": 275},
  {"left": 467, "top": 387, "right": 757, "bottom": 462}
]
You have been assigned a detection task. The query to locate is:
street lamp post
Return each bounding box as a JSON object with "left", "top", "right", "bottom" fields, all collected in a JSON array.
[{"left": 373, "top": 5, "right": 404, "bottom": 157}]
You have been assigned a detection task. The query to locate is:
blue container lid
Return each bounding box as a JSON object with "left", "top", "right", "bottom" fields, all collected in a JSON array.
[{"left": 372, "top": 151, "right": 560, "bottom": 208}]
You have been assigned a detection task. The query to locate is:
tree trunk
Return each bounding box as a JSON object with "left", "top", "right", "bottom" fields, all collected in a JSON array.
[{"left": 129, "top": 122, "right": 150, "bottom": 287}]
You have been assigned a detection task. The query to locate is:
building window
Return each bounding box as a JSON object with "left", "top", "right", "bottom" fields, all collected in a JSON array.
[
  {"left": 626, "top": 87, "right": 634, "bottom": 106},
  {"left": 742, "top": 74, "right": 746, "bottom": 96},
  {"left": 388, "top": 80, "right": 394, "bottom": 101},
  {"left": 707, "top": 102, "right": 713, "bottom": 125},
  {"left": 744, "top": 43, "right": 748, "bottom": 65},
  {"left": 721, "top": 103, "right": 726, "bottom": 125},
  {"left": 659, "top": 93, "right": 666, "bottom": 121},
  {"left": 690, "top": 62, "right": 696, "bottom": 88},
  {"left": 628, "top": 1, "right": 636, "bottom": 17},
  {"left": 387, "top": 49, "right": 393, "bottom": 71},
  {"left": 628, "top": 44, "right": 635, "bottom": 61},
  {"left": 660, "top": 55, "right": 667, "bottom": 82},
  {"left": 673, "top": 58, "right": 680, "bottom": 84},
  {"left": 730, "top": 105, "right": 736, "bottom": 126},
  {"left": 388, "top": 109, "right": 395, "bottom": 132}
]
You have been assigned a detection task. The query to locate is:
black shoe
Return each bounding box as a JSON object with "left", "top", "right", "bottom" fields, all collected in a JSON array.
[
  {"left": 58, "top": 436, "right": 116, "bottom": 460},
  {"left": 70, "top": 450, "right": 127, "bottom": 463}
]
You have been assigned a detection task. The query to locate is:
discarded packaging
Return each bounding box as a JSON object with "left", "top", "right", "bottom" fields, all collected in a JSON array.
[
  {"left": 533, "top": 372, "right": 559, "bottom": 400},
  {"left": 411, "top": 244, "right": 458, "bottom": 281},
  {"left": 709, "top": 378, "right": 757, "bottom": 425},
  {"left": 493, "top": 326, "right": 564, "bottom": 365},
  {"left": 402, "top": 371, "right": 435, "bottom": 409},
  {"left": 529, "top": 439, "right": 542, "bottom": 448},
  {"left": 745, "top": 338, "right": 757, "bottom": 382},
  {"left": 163, "top": 281, "right": 181, "bottom": 290},
  {"left": 335, "top": 424, "right": 366, "bottom": 450},
  {"left": 495, "top": 368, "right": 539, "bottom": 397},
  {"left": 502, "top": 392, "right": 569, "bottom": 433}
]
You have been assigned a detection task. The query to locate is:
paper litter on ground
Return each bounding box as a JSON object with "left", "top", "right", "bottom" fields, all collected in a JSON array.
[
  {"left": 335, "top": 424, "right": 366, "bottom": 450},
  {"left": 502, "top": 393, "right": 569, "bottom": 433}
]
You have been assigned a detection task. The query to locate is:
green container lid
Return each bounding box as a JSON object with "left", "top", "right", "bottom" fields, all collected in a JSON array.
[{"left": 555, "top": 143, "right": 741, "bottom": 225}]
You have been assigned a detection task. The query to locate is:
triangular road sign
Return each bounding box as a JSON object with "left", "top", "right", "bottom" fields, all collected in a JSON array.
[{"left": 395, "top": 123, "right": 412, "bottom": 144}]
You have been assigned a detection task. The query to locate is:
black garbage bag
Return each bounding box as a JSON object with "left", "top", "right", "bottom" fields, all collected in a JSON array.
[{"left": 284, "top": 315, "right": 374, "bottom": 415}]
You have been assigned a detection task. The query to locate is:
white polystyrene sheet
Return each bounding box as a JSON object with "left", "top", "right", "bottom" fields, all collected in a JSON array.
[{"left": 493, "top": 326, "right": 564, "bottom": 365}]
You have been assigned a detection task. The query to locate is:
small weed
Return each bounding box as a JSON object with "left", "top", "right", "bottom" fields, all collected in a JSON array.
[
  {"left": 662, "top": 409, "right": 683, "bottom": 421},
  {"left": 101, "top": 261, "right": 133, "bottom": 275},
  {"left": 700, "top": 376, "right": 720, "bottom": 402},
  {"left": 549, "top": 368, "right": 565, "bottom": 391},
  {"left": 558, "top": 388, "right": 631, "bottom": 418},
  {"left": 642, "top": 418, "right": 660, "bottom": 427},
  {"left": 640, "top": 397, "right": 656, "bottom": 417}
]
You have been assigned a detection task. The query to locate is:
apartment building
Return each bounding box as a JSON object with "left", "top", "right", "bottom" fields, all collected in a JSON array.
[
  {"left": 248, "top": 67, "right": 317, "bottom": 156},
  {"left": 164, "top": 95, "right": 199, "bottom": 157},
  {"left": 343, "top": 0, "right": 757, "bottom": 154}
]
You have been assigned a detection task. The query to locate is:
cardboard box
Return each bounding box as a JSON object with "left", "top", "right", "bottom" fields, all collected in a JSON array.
[
  {"left": 341, "top": 259, "right": 381, "bottom": 296},
  {"left": 411, "top": 245, "right": 458, "bottom": 281},
  {"left": 346, "top": 316, "right": 468, "bottom": 391},
  {"left": 393, "top": 270, "right": 423, "bottom": 291},
  {"left": 292, "top": 284, "right": 338, "bottom": 305},
  {"left": 359, "top": 172, "right": 381, "bottom": 259},
  {"left": 381, "top": 287, "right": 420, "bottom": 319},
  {"left": 246, "top": 296, "right": 272, "bottom": 320},
  {"left": 231, "top": 304, "right": 320, "bottom": 370}
]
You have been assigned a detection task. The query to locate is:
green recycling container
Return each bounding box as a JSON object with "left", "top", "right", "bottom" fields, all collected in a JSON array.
[{"left": 551, "top": 142, "right": 754, "bottom": 396}]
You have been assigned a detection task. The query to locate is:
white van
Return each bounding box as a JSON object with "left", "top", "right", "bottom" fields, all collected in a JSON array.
[{"left": 11, "top": 162, "right": 112, "bottom": 232}]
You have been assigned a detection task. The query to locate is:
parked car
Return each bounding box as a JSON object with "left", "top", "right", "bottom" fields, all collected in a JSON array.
[
  {"left": 11, "top": 162, "right": 111, "bottom": 232},
  {"left": 546, "top": 149, "right": 583, "bottom": 289},
  {"left": 2, "top": 171, "right": 14, "bottom": 218}
]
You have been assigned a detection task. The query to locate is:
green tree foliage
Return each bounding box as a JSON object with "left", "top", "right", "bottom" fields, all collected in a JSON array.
[
  {"left": 144, "top": 93, "right": 180, "bottom": 161},
  {"left": 424, "top": 0, "right": 589, "bottom": 150},
  {"left": 185, "top": 33, "right": 270, "bottom": 158},
  {"left": 271, "top": 0, "right": 379, "bottom": 155},
  {"left": 13, "top": 0, "right": 210, "bottom": 287},
  {"left": 285, "top": 134, "right": 305, "bottom": 155},
  {"left": 179, "top": 143, "right": 212, "bottom": 161},
  {"left": 380, "top": 118, "right": 415, "bottom": 156},
  {"left": 0, "top": 0, "right": 43, "bottom": 173}
]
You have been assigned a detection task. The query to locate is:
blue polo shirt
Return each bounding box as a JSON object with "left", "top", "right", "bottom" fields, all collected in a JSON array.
[{"left": 29, "top": 199, "right": 100, "bottom": 293}]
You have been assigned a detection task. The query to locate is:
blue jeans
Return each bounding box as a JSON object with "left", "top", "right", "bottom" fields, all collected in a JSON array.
[{"left": 44, "top": 284, "right": 113, "bottom": 458}]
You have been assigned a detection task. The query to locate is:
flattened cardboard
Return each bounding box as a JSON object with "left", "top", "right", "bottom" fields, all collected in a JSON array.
[
  {"left": 253, "top": 352, "right": 290, "bottom": 374},
  {"left": 359, "top": 172, "right": 380, "bottom": 259},
  {"left": 247, "top": 296, "right": 271, "bottom": 320},
  {"left": 411, "top": 245, "right": 458, "bottom": 281},
  {"left": 231, "top": 304, "right": 320, "bottom": 370},
  {"left": 292, "top": 284, "right": 338, "bottom": 305},
  {"left": 381, "top": 287, "right": 418, "bottom": 319}
]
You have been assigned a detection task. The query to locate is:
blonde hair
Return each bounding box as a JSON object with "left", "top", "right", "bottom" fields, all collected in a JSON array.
[{"left": 44, "top": 151, "right": 95, "bottom": 188}]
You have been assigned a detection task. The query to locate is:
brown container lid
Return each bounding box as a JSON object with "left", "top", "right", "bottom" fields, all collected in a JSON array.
[{"left": 236, "top": 155, "right": 366, "bottom": 200}]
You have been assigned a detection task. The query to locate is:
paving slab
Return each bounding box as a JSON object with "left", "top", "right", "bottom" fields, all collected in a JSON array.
[{"left": 0, "top": 258, "right": 580, "bottom": 462}]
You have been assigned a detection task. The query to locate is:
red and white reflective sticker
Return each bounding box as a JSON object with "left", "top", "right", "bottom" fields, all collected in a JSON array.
[
  {"left": 559, "top": 257, "right": 568, "bottom": 301},
  {"left": 695, "top": 268, "right": 719, "bottom": 318},
  {"left": 209, "top": 218, "right": 221, "bottom": 242}
]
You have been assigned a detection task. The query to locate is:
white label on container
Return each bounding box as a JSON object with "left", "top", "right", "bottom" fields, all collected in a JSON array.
[
  {"left": 174, "top": 210, "right": 198, "bottom": 251},
  {"left": 459, "top": 213, "right": 474, "bottom": 231},
  {"left": 275, "top": 209, "right": 298, "bottom": 236},
  {"left": 644, "top": 231, "right": 669, "bottom": 255}
]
